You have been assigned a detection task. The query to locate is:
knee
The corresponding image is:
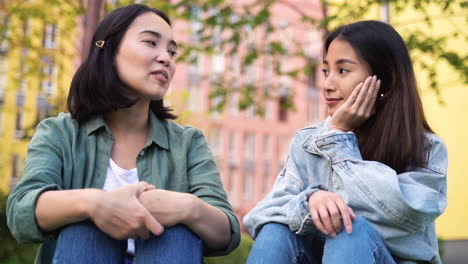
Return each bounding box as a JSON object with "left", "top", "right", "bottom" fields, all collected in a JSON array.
[
  {"left": 58, "top": 221, "right": 98, "bottom": 239},
  {"left": 257, "top": 223, "right": 292, "bottom": 239},
  {"left": 253, "top": 223, "right": 299, "bottom": 251},
  {"left": 326, "top": 216, "right": 373, "bottom": 244},
  {"left": 163, "top": 225, "right": 200, "bottom": 243},
  {"left": 349, "top": 216, "right": 371, "bottom": 233}
]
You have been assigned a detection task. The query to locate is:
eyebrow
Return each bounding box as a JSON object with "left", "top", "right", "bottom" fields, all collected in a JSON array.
[
  {"left": 323, "top": 59, "right": 357, "bottom": 65},
  {"left": 139, "top": 30, "right": 178, "bottom": 49}
]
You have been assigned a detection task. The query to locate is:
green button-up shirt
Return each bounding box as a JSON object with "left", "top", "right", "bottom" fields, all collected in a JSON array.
[{"left": 7, "top": 112, "right": 240, "bottom": 263}]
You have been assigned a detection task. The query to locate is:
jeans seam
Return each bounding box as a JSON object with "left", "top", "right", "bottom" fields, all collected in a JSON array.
[
  {"left": 294, "top": 248, "right": 304, "bottom": 264},
  {"left": 371, "top": 242, "right": 380, "bottom": 264}
]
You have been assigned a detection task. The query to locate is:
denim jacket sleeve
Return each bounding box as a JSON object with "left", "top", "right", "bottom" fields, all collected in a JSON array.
[
  {"left": 313, "top": 131, "right": 447, "bottom": 238},
  {"left": 243, "top": 131, "right": 329, "bottom": 239}
]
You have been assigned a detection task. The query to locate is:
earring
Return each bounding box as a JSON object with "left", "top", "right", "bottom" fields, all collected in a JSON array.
[
  {"left": 380, "top": 93, "right": 384, "bottom": 97},
  {"left": 95, "top": 40, "right": 106, "bottom": 48}
]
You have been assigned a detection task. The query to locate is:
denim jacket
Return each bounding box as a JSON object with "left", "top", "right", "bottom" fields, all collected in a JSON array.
[{"left": 243, "top": 117, "right": 447, "bottom": 263}]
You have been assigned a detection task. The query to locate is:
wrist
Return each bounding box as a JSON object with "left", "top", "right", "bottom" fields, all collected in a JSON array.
[
  {"left": 329, "top": 124, "right": 347, "bottom": 132},
  {"left": 82, "top": 189, "right": 104, "bottom": 220},
  {"left": 182, "top": 193, "right": 202, "bottom": 224}
]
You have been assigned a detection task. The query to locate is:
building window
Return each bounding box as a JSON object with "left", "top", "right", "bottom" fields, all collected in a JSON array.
[
  {"left": 0, "top": 56, "right": 7, "bottom": 105},
  {"left": 228, "top": 132, "right": 237, "bottom": 166},
  {"left": 227, "top": 132, "right": 237, "bottom": 204},
  {"left": 263, "top": 135, "right": 272, "bottom": 193},
  {"left": 278, "top": 96, "right": 288, "bottom": 122},
  {"left": 304, "top": 30, "right": 322, "bottom": 60},
  {"left": 10, "top": 155, "right": 21, "bottom": 188},
  {"left": 243, "top": 171, "right": 254, "bottom": 201},
  {"left": 0, "top": 16, "right": 9, "bottom": 55},
  {"left": 0, "top": 108, "right": 3, "bottom": 135},
  {"left": 41, "top": 57, "right": 56, "bottom": 96},
  {"left": 15, "top": 110, "right": 24, "bottom": 139},
  {"left": 187, "top": 84, "right": 201, "bottom": 113},
  {"left": 22, "top": 20, "right": 30, "bottom": 36},
  {"left": 208, "top": 128, "right": 221, "bottom": 160},
  {"left": 211, "top": 46, "right": 224, "bottom": 82},
  {"left": 228, "top": 92, "right": 239, "bottom": 116},
  {"left": 37, "top": 95, "right": 51, "bottom": 122},
  {"left": 41, "top": 79, "right": 55, "bottom": 96},
  {"left": 227, "top": 166, "right": 236, "bottom": 202},
  {"left": 43, "top": 24, "right": 57, "bottom": 49},
  {"left": 243, "top": 133, "right": 255, "bottom": 201}
]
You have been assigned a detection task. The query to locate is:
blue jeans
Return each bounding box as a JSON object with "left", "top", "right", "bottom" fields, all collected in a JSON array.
[
  {"left": 52, "top": 221, "right": 203, "bottom": 264},
  {"left": 247, "top": 216, "right": 396, "bottom": 264}
]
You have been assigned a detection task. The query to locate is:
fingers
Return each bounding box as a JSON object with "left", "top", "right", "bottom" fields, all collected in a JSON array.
[
  {"left": 143, "top": 208, "right": 164, "bottom": 236},
  {"left": 349, "top": 207, "right": 356, "bottom": 220},
  {"left": 358, "top": 76, "right": 381, "bottom": 117},
  {"left": 310, "top": 209, "right": 328, "bottom": 235},
  {"left": 327, "top": 200, "right": 342, "bottom": 235},
  {"left": 134, "top": 181, "right": 156, "bottom": 196},
  {"left": 336, "top": 199, "right": 352, "bottom": 234},
  {"left": 319, "top": 206, "right": 336, "bottom": 237},
  {"left": 343, "top": 82, "right": 363, "bottom": 107},
  {"left": 352, "top": 76, "right": 373, "bottom": 110},
  {"left": 309, "top": 191, "right": 356, "bottom": 237},
  {"left": 359, "top": 76, "right": 377, "bottom": 114}
]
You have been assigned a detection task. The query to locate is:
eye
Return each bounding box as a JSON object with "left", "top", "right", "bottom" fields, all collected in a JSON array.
[
  {"left": 321, "top": 68, "right": 329, "bottom": 76},
  {"left": 339, "top": 68, "right": 350, "bottom": 74},
  {"left": 144, "top": 40, "right": 158, "bottom": 46},
  {"left": 168, "top": 49, "right": 178, "bottom": 58}
]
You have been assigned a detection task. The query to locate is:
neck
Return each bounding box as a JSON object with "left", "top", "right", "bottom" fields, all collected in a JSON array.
[{"left": 105, "top": 100, "right": 150, "bottom": 135}]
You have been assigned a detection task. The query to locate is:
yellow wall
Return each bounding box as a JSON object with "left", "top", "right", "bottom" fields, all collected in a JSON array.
[
  {"left": 391, "top": 4, "right": 468, "bottom": 240},
  {"left": 329, "top": 1, "right": 468, "bottom": 240},
  {"left": 0, "top": 1, "right": 76, "bottom": 192}
]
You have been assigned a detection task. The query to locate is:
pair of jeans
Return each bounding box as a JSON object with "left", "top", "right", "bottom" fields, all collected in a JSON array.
[
  {"left": 247, "top": 216, "right": 396, "bottom": 264},
  {"left": 52, "top": 221, "right": 203, "bottom": 264}
]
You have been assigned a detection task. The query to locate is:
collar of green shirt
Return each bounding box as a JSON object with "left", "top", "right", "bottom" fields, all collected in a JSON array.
[{"left": 84, "top": 111, "right": 170, "bottom": 150}]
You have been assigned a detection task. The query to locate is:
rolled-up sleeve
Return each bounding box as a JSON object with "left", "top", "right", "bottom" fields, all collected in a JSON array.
[
  {"left": 6, "top": 119, "right": 65, "bottom": 243},
  {"left": 186, "top": 128, "right": 240, "bottom": 256}
]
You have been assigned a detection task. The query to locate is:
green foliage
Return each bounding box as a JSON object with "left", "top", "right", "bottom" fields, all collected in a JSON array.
[
  {"left": 204, "top": 233, "right": 254, "bottom": 264},
  {"left": 0, "top": 192, "right": 39, "bottom": 263},
  {"left": 1, "top": 0, "right": 466, "bottom": 119}
]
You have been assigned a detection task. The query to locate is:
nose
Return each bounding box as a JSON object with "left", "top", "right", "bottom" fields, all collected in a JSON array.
[
  {"left": 156, "top": 50, "right": 171, "bottom": 66},
  {"left": 323, "top": 74, "right": 336, "bottom": 93}
]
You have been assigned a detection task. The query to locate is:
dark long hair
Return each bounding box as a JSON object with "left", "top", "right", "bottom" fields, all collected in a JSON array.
[
  {"left": 67, "top": 4, "right": 176, "bottom": 121},
  {"left": 324, "top": 20, "right": 432, "bottom": 173}
]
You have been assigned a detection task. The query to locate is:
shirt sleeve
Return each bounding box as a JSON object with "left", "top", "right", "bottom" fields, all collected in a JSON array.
[
  {"left": 6, "top": 119, "right": 64, "bottom": 243},
  {"left": 243, "top": 131, "right": 329, "bottom": 239},
  {"left": 313, "top": 131, "right": 447, "bottom": 244},
  {"left": 185, "top": 128, "right": 241, "bottom": 256}
]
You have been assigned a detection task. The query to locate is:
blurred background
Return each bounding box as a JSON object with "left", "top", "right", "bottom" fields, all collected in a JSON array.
[{"left": 0, "top": 0, "right": 466, "bottom": 263}]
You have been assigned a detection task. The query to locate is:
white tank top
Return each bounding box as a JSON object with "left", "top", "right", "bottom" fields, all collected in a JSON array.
[{"left": 103, "top": 158, "right": 139, "bottom": 255}]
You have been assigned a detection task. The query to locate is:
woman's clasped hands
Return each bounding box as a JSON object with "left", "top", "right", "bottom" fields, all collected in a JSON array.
[{"left": 88, "top": 181, "right": 161, "bottom": 240}]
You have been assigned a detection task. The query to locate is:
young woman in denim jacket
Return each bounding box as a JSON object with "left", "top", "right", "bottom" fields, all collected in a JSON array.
[
  {"left": 7, "top": 4, "right": 240, "bottom": 263},
  {"left": 244, "top": 20, "right": 447, "bottom": 264}
]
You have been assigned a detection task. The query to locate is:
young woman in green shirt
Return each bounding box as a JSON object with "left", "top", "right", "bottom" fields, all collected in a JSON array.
[{"left": 7, "top": 4, "right": 240, "bottom": 263}]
